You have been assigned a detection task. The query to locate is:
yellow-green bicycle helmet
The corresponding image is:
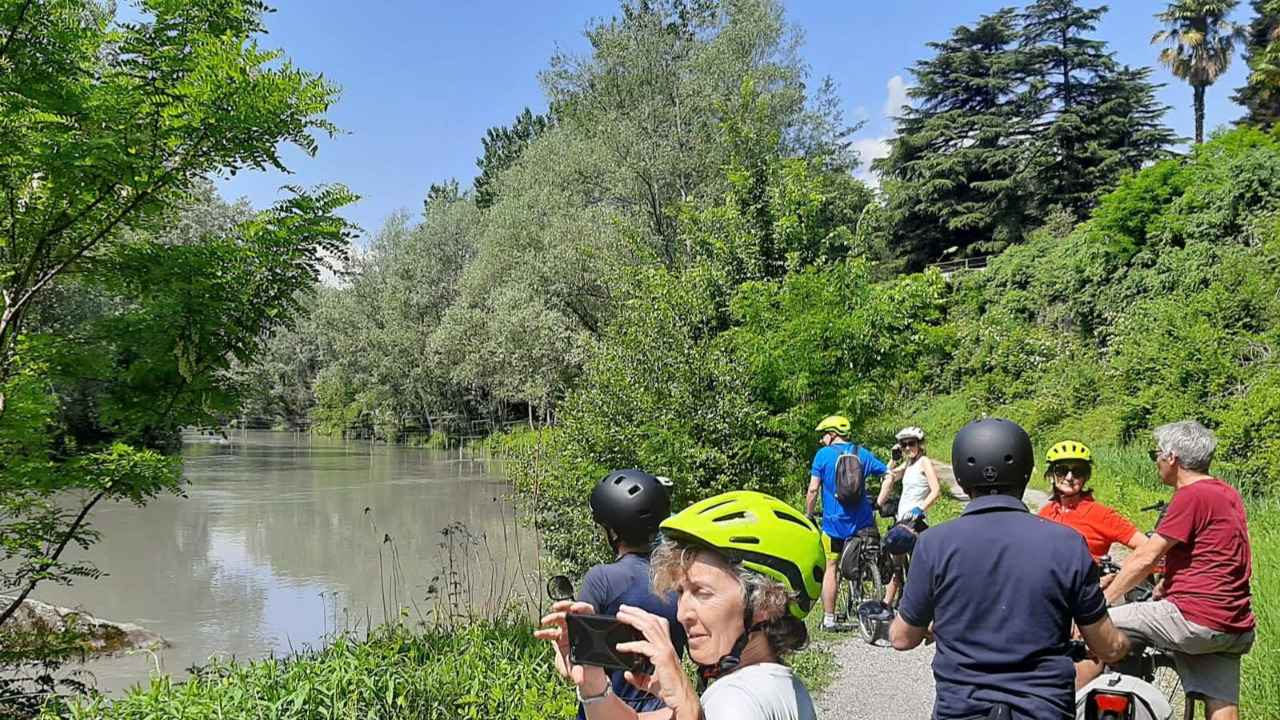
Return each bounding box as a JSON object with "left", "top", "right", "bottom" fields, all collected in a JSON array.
[
  {"left": 815, "top": 415, "right": 852, "bottom": 437},
  {"left": 1046, "top": 440, "right": 1092, "bottom": 464},
  {"left": 660, "top": 490, "right": 824, "bottom": 620}
]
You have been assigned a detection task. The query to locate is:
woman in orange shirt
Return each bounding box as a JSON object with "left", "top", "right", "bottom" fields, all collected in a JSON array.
[{"left": 1037, "top": 441, "right": 1148, "bottom": 562}]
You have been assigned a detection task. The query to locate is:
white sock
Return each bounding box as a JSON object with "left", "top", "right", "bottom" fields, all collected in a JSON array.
[{"left": 823, "top": 613, "right": 836, "bottom": 626}]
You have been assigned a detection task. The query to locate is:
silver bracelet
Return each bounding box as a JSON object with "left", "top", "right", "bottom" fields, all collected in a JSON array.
[{"left": 576, "top": 681, "right": 613, "bottom": 705}]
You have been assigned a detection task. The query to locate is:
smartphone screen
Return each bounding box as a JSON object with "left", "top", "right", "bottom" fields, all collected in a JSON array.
[{"left": 565, "top": 613, "right": 653, "bottom": 674}]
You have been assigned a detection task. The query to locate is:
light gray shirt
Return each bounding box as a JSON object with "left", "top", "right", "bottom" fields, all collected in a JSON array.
[{"left": 700, "top": 663, "right": 817, "bottom": 720}]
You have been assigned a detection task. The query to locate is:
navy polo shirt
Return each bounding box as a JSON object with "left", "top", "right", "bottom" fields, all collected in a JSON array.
[
  {"left": 576, "top": 553, "right": 686, "bottom": 720},
  {"left": 899, "top": 494, "right": 1107, "bottom": 720}
]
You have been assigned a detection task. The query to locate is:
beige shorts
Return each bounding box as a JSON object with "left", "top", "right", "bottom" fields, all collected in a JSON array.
[{"left": 1109, "top": 600, "right": 1255, "bottom": 704}]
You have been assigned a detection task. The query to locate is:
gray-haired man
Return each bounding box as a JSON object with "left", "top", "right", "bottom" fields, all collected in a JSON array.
[{"left": 1100, "top": 421, "right": 1255, "bottom": 720}]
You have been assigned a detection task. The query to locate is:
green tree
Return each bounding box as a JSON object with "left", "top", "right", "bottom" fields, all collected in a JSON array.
[
  {"left": 0, "top": 0, "right": 355, "bottom": 690},
  {"left": 306, "top": 199, "right": 481, "bottom": 439},
  {"left": 0, "top": 0, "right": 340, "bottom": 411},
  {"left": 1233, "top": 0, "right": 1280, "bottom": 127},
  {"left": 542, "top": 0, "right": 852, "bottom": 265},
  {"left": 429, "top": 0, "right": 851, "bottom": 418},
  {"left": 1153, "top": 0, "right": 1246, "bottom": 144},
  {"left": 472, "top": 108, "right": 553, "bottom": 210},
  {"left": 876, "top": 9, "right": 1037, "bottom": 265},
  {"left": 1021, "top": 0, "right": 1176, "bottom": 218}
]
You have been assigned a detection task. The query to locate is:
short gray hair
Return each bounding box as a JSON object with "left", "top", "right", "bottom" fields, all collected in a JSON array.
[
  {"left": 650, "top": 540, "right": 809, "bottom": 656},
  {"left": 1154, "top": 420, "right": 1216, "bottom": 472}
]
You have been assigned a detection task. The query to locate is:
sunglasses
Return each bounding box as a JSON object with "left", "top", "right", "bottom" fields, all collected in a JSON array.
[
  {"left": 1050, "top": 463, "right": 1091, "bottom": 481},
  {"left": 900, "top": 439, "right": 920, "bottom": 448},
  {"left": 1148, "top": 449, "right": 1164, "bottom": 462}
]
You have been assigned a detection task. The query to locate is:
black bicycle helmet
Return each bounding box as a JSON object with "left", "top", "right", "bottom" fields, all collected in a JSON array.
[
  {"left": 589, "top": 469, "right": 671, "bottom": 543},
  {"left": 951, "top": 418, "right": 1034, "bottom": 495}
]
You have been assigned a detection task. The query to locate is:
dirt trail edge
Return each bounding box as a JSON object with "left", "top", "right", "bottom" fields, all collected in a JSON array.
[{"left": 813, "top": 463, "right": 1049, "bottom": 717}]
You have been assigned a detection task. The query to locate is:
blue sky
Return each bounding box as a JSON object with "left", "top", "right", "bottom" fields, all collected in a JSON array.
[{"left": 216, "top": 1, "right": 1254, "bottom": 237}]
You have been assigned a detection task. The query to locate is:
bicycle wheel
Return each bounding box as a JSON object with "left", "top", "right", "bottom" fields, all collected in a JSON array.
[
  {"left": 851, "top": 554, "right": 883, "bottom": 607},
  {"left": 1149, "top": 652, "right": 1186, "bottom": 719}
]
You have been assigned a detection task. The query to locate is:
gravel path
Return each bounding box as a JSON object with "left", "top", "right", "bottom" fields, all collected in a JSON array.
[
  {"left": 811, "top": 464, "right": 1051, "bottom": 718},
  {"left": 936, "top": 461, "right": 1050, "bottom": 510},
  {"left": 813, "top": 635, "right": 937, "bottom": 718}
]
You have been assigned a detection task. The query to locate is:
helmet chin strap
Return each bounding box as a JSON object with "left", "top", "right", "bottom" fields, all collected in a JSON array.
[{"left": 696, "top": 600, "right": 768, "bottom": 691}]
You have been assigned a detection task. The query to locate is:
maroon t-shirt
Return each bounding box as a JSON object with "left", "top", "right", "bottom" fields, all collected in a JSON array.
[{"left": 1156, "top": 478, "right": 1255, "bottom": 633}]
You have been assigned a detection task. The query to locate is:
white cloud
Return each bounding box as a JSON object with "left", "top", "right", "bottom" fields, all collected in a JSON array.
[
  {"left": 850, "top": 76, "right": 913, "bottom": 187},
  {"left": 852, "top": 136, "right": 891, "bottom": 188},
  {"left": 883, "top": 75, "right": 910, "bottom": 123}
]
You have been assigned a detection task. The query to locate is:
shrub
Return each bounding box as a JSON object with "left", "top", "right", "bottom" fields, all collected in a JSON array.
[{"left": 508, "top": 264, "right": 785, "bottom": 575}]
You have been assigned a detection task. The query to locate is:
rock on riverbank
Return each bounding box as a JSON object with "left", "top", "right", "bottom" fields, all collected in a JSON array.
[{"left": 1, "top": 596, "right": 167, "bottom": 656}]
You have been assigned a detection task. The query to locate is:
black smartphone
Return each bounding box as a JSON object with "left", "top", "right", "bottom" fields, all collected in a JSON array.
[
  {"left": 891, "top": 445, "right": 903, "bottom": 461},
  {"left": 565, "top": 613, "right": 653, "bottom": 675}
]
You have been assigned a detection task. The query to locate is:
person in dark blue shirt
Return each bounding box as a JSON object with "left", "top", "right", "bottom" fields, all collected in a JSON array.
[
  {"left": 806, "top": 414, "right": 888, "bottom": 630},
  {"left": 890, "top": 418, "right": 1131, "bottom": 720},
  {"left": 575, "top": 469, "right": 686, "bottom": 719}
]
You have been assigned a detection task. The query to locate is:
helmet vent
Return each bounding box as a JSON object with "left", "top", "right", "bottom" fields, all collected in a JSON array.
[
  {"left": 966, "top": 457, "right": 976, "bottom": 465},
  {"left": 772, "top": 510, "right": 811, "bottom": 530},
  {"left": 698, "top": 498, "right": 735, "bottom": 514},
  {"left": 627, "top": 485, "right": 641, "bottom": 495},
  {"left": 1004, "top": 454, "right": 1014, "bottom": 464},
  {"left": 713, "top": 511, "right": 750, "bottom": 523},
  {"left": 729, "top": 536, "right": 759, "bottom": 545}
]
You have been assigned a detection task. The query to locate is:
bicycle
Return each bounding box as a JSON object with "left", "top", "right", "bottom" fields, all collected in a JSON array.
[{"left": 834, "top": 527, "right": 883, "bottom": 631}]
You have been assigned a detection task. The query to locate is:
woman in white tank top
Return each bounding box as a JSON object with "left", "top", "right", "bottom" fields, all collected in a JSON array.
[{"left": 876, "top": 426, "right": 941, "bottom": 606}]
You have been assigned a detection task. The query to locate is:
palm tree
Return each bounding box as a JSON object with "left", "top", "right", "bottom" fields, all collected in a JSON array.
[{"left": 1153, "top": 0, "right": 1247, "bottom": 143}]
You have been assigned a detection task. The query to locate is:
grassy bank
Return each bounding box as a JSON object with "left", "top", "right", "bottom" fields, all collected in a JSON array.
[
  {"left": 44, "top": 616, "right": 842, "bottom": 720},
  {"left": 46, "top": 619, "right": 576, "bottom": 720}
]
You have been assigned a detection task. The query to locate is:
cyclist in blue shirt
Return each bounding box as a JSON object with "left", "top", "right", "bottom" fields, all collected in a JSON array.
[
  {"left": 805, "top": 415, "right": 888, "bottom": 630},
  {"left": 576, "top": 469, "right": 687, "bottom": 720}
]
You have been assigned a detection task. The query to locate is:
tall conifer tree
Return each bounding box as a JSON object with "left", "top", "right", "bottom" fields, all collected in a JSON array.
[
  {"left": 875, "top": 9, "right": 1036, "bottom": 266},
  {"left": 1022, "top": 0, "right": 1175, "bottom": 218}
]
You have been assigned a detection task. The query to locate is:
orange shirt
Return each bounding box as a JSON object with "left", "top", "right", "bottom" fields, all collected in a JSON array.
[{"left": 1038, "top": 497, "right": 1139, "bottom": 560}]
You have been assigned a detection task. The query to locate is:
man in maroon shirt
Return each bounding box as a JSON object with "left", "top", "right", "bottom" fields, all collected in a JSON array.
[{"left": 1101, "top": 421, "right": 1255, "bottom": 720}]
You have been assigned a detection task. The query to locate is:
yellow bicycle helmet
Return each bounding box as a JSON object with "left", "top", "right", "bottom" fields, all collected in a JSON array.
[
  {"left": 1046, "top": 440, "right": 1093, "bottom": 464},
  {"left": 660, "top": 490, "right": 824, "bottom": 620},
  {"left": 815, "top": 415, "right": 852, "bottom": 437}
]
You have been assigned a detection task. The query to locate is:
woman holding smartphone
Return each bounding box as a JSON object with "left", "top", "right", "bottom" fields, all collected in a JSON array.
[
  {"left": 536, "top": 491, "right": 823, "bottom": 720},
  {"left": 876, "top": 426, "right": 941, "bottom": 607}
]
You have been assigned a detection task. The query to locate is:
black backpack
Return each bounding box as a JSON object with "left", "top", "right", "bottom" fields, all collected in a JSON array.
[{"left": 833, "top": 444, "right": 865, "bottom": 506}]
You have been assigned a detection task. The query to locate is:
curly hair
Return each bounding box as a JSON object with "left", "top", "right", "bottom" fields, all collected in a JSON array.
[{"left": 649, "top": 540, "right": 809, "bottom": 658}]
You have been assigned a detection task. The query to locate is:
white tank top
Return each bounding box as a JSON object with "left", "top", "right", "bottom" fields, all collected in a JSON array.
[{"left": 897, "top": 458, "right": 932, "bottom": 521}]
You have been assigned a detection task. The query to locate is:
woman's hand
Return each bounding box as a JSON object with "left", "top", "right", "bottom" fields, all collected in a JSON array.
[
  {"left": 534, "top": 600, "right": 610, "bottom": 692},
  {"left": 614, "top": 604, "right": 699, "bottom": 715}
]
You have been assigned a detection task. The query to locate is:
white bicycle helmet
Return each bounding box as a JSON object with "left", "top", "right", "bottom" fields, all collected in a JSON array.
[{"left": 896, "top": 426, "right": 925, "bottom": 442}]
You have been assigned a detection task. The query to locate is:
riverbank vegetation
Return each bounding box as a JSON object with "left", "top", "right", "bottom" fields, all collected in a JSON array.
[{"left": 0, "top": 0, "right": 355, "bottom": 712}]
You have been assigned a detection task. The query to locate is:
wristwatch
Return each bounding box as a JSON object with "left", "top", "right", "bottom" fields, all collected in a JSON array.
[{"left": 577, "top": 682, "right": 614, "bottom": 705}]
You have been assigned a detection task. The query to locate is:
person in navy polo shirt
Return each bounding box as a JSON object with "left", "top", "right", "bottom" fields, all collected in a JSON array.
[
  {"left": 576, "top": 469, "right": 687, "bottom": 720},
  {"left": 889, "top": 418, "right": 1131, "bottom": 720}
]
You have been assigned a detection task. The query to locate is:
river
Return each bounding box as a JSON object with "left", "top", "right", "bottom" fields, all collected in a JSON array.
[{"left": 30, "top": 430, "right": 540, "bottom": 695}]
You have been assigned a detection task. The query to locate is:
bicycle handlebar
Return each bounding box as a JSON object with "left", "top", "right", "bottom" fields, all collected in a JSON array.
[{"left": 1139, "top": 501, "right": 1168, "bottom": 513}]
